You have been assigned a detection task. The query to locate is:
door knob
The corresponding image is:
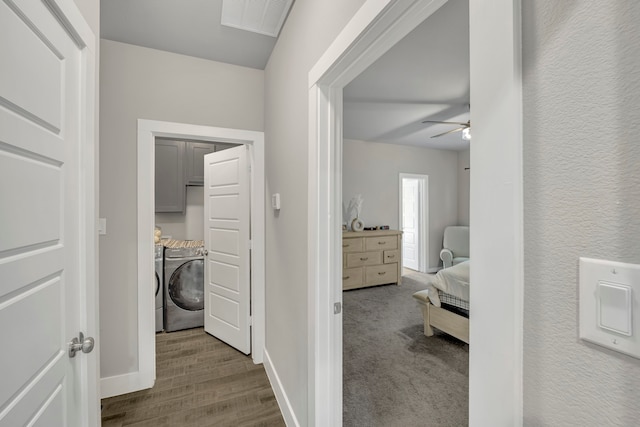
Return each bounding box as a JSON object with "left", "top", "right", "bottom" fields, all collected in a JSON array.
[{"left": 68, "top": 332, "right": 95, "bottom": 358}]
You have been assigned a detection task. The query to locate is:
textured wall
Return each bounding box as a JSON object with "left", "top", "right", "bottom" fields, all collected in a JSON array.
[
  {"left": 264, "top": 0, "right": 367, "bottom": 422},
  {"left": 99, "top": 40, "right": 263, "bottom": 379},
  {"left": 342, "top": 139, "right": 458, "bottom": 269},
  {"left": 522, "top": 2, "right": 640, "bottom": 425}
]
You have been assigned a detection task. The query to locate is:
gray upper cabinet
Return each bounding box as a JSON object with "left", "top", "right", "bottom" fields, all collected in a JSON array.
[
  {"left": 155, "top": 139, "right": 186, "bottom": 213},
  {"left": 186, "top": 142, "right": 216, "bottom": 185}
]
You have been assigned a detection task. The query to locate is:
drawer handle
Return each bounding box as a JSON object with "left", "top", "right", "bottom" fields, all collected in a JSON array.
[
  {"left": 360, "top": 257, "right": 368, "bottom": 261},
  {"left": 343, "top": 276, "right": 350, "bottom": 280},
  {"left": 343, "top": 244, "right": 348, "bottom": 248},
  {"left": 378, "top": 241, "right": 386, "bottom": 245},
  {"left": 378, "top": 271, "right": 386, "bottom": 275},
  {"left": 387, "top": 254, "right": 395, "bottom": 258}
]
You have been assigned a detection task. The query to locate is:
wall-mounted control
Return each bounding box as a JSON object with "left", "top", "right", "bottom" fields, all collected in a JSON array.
[
  {"left": 272, "top": 193, "right": 281, "bottom": 210},
  {"left": 579, "top": 258, "right": 640, "bottom": 359},
  {"left": 98, "top": 218, "right": 107, "bottom": 235}
]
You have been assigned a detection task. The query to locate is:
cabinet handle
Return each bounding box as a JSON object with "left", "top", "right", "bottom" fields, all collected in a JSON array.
[
  {"left": 378, "top": 271, "right": 386, "bottom": 275},
  {"left": 387, "top": 254, "right": 395, "bottom": 259},
  {"left": 360, "top": 257, "right": 368, "bottom": 261},
  {"left": 343, "top": 244, "right": 348, "bottom": 248},
  {"left": 343, "top": 276, "right": 350, "bottom": 280},
  {"left": 378, "top": 241, "right": 386, "bottom": 245}
]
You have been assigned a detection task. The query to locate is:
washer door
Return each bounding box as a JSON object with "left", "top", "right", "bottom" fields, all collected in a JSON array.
[{"left": 168, "top": 259, "right": 204, "bottom": 311}]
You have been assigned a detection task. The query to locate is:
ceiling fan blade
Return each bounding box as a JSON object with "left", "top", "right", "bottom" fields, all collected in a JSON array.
[
  {"left": 430, "top": 127, "right": 465, "bottom": 138},
  {"left": 422, "top": 120, "right": 469, "bottom": 126}
]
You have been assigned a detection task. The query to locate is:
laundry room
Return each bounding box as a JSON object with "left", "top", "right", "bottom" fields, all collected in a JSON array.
[{"left": 154, "top": 138, "right": 238, "bottom": 334}]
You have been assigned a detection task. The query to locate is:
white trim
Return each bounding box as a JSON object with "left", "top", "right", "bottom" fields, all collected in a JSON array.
[
  {"left": 399, "top": 173, "right": 429, "bottom": 272},
  {"left": 468, "top": 0, "right": 523, "bottom": 424},
  {"left": 308, "top": 0, "right": 524, "bottom": 425},
  {"left": 263, "top": 350, "right": 301, "bottom": 427},
  {"left": 101, "top": 120, "right": 265, "bottom": 398},
  {"left": 100, "top": 372, "right": 145, "bottom": 400}
]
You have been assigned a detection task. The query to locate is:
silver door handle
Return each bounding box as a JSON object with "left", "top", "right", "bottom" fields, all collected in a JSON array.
[
  {"left": 204, "top": 249, "right": 208, "bottom": 256},
  {"left": 68, "top": 332, "right": 95, "bottom": 358}
]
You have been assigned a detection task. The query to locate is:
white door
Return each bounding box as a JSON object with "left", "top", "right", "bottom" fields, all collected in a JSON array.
[
  {"left": 0, "top": 1, "right": 98, "bottom": 426},
  {"left": 402, "top": 178, "right": 421, "bottom": 270},
  {"left": 204, "top": 145, "right": 251, "bottom": 354}
]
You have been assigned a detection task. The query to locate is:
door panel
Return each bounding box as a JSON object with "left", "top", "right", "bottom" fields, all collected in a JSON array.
[
  {"left": 204, "top": 145, "right": 251, "bottom": 354},
  {"left": 0, "top": 0, "right": 95, "bottom": 425}
]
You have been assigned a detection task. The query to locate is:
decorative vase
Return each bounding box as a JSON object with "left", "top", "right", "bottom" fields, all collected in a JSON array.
[{"left": 351, "top": 217, "right": 364, "bottom": 232}]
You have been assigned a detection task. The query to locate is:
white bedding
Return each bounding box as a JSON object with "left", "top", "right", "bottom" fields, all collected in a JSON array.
[{"left": 427, "top": 260, "right": 469, "bottom": 308}]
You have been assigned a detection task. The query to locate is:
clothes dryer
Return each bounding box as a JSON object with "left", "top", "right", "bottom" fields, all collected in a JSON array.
[
  {"left": 164, "top": 245, "right": 205, "bottom": 332},
  {"left": 154, "top": 244, "right": 164, "bottom": 332}
]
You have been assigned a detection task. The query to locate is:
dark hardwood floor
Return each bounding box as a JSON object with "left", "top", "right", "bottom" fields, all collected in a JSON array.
[{"left": 101, "top": 328, "right": 285, "bottom": 427}]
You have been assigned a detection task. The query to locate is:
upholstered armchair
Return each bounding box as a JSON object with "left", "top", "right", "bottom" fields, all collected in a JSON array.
[{"left": 439, "top": 226, "right": 469, "bottom": 268}]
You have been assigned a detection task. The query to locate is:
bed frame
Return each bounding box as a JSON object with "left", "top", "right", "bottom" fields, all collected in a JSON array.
[{"left": 413, "top": 290, "right": 469, "bottom": 344}]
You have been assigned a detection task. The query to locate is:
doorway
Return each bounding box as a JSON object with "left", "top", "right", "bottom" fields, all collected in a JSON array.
[
  {"left": 400, "top": 174, "right": 429, "bottom": 273},
  {"left": 99, "top": 120, "right": 265, "bottom": 399},
  {"left": 307, "top": 0, "right": 523, "bottom": 425}
]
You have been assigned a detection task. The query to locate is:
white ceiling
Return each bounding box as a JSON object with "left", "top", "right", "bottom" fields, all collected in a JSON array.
[
  {"left": 101, "top": 0, "right": 469, "bottom": 150},
  {"left": 100, "top": 0, "right": 280, "bottom": 70},
  {"left": 344, "top": 0, "right": 470, "bottom": 150}
]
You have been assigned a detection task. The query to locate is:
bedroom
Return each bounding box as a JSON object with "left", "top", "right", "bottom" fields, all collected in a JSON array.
[{"left": 340, "top": 0, "right": 471, "bottom": 424}]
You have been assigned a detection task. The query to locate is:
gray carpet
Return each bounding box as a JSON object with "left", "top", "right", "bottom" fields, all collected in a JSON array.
[{"left": 343, "top": 276, "right": 469, "bottom": 427}]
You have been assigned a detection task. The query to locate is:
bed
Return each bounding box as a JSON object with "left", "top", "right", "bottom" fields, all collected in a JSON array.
[{"left": 412, "top": 260, "right": 469, "bottom": 344}]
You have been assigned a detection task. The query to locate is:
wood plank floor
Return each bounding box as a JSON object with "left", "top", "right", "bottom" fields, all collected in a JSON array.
[{"left": 101, "top": 328, "right": 285, "bottom": 427}]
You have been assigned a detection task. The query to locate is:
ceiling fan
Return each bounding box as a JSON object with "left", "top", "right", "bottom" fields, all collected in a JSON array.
[{"left": 422, "top": 119, "right": 471, "bottom": 140}]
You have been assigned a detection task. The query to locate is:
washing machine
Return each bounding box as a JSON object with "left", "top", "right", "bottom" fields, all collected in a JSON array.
[
  {"left": 155, "top": 244, "right": 164, "bottom": 332},
  {"left": 164, "top": 245, "right": 205, "bottom": 332}
]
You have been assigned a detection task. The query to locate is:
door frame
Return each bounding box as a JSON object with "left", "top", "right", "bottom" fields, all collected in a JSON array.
[
  {"left": 125, "top": 119, "right": 264, "bottom": 396},
  {"left": 399, "top": 173, "right": 429, "bottom": 272},
  {"left": 308, "top": 0, "right": 523, "bottom": 425}
]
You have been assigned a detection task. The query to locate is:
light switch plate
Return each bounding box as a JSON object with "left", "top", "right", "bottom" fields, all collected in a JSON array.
[{"left": 579, "top": 258, "right": 640, "bottom": 359}]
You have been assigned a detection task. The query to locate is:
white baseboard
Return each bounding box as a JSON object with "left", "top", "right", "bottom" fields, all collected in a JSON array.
[
  {"left": 100, "top": 371, "right": 154, "bottom": 399},
  {"left": 263, "top": 349, "right": 300, "bottom": 427}
]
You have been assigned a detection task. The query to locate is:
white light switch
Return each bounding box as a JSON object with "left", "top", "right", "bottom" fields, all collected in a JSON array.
[
  {"left": 579, "top": 258, "right": 640, "bottom": 359},
  {"left": 598, "top": 282, "right": 631, "bottom": 336}
]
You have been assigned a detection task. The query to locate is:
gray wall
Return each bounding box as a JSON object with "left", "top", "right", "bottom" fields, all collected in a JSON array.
[
  {"left": 457, "top": 148, "right": 470, "bottom": 226},
  {"left": 264, "top": 0, "right": 367, "bottom": 422},
  {"left": 342, "top": 139, "right": 458, "bottom": 269},
  {"left": 522, "top": 2, "right": 640, "bottom": 425},
  {"left": 99, "top": 40, "right": 263, "bottom": 379}
]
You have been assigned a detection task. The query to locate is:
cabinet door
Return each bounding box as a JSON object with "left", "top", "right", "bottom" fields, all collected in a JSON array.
[
  {"left": 186, "top": 142, "right": 216, "bottom": 185},
  {"left": 155, "top": 140, "right": 186, "bottom": 212}
]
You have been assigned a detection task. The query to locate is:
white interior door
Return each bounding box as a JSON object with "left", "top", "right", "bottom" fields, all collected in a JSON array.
[
  {"left": 204, "top": 145, "right": 251, "bottom": 354},
  {"left": 402, "top": 178, "right": 421, "bottom": 270},
  {"left": 0, "top": 0, "right": 97, "bottom": 425}
]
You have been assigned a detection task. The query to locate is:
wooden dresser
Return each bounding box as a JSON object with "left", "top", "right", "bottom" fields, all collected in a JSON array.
[{"left": 342, "top": 230, "right": 402, "bottom": 290}]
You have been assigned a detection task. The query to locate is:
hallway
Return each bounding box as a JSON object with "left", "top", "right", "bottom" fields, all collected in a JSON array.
[{"left": 101, "top": 329, "right": 284, "bottom": 426}]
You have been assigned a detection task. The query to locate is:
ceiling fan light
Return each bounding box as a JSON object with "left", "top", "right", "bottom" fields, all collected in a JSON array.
[{"left": 462, "top": 127, "right": 471, "bottom": 141}]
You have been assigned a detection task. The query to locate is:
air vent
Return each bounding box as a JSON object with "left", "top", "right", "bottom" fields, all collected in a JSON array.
[{"left": 221, "top": 0, "right": 293, "bottom": 38}]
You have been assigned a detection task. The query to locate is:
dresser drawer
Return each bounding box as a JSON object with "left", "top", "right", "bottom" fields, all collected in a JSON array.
[
  {"left": 342, "top": 267, "right": 363, "bottom": 290},
  {"left": 365, "top": 264, "right": 398, "bottom": 286},
  {"left": 365, "top": 235, "right": 397, "bottom": 251},
  {"left": 383, "top": 250, "right": 399, "bottom": 264},
  {"left": 342, "top": 238, "right": 364, "bottom": 253},
  {"left": 346, "top": 251, "right": 382, "bottom": 267}
]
